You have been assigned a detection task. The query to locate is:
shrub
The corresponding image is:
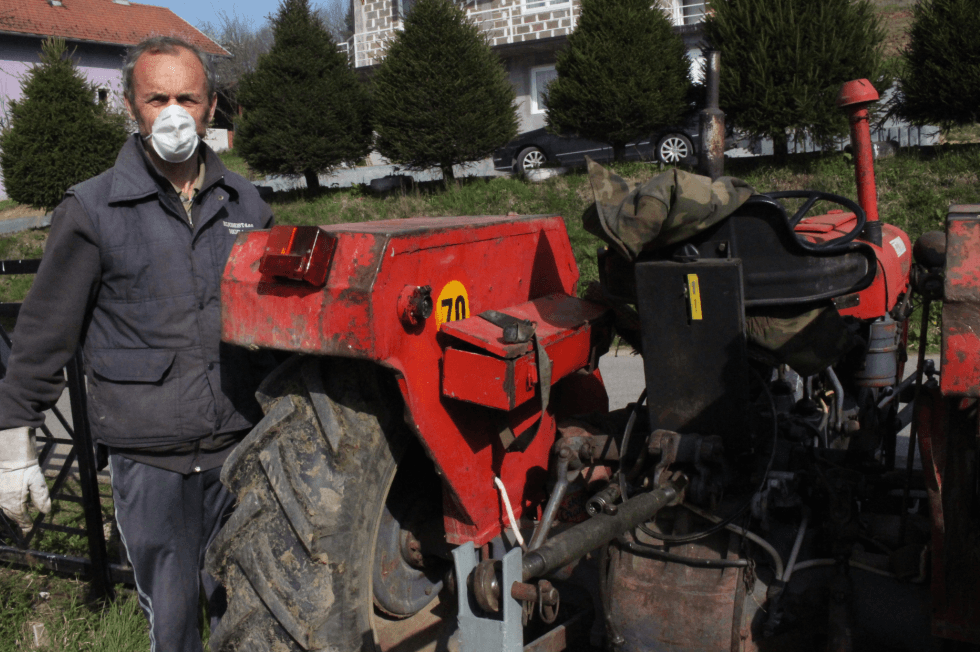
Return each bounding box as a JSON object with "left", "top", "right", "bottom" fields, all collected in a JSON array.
[
  {"left": 546, "top": 0, "right": 690, "bottom": 161},
  {"left": 897, "top": 0, "right": 980, "bottom": 128},
  {"left": 372, "top": 0, "right": 518, "bottom": 183},
  {"left": 703, "top": 0, "right": 885, "bottom": 160},
  {"left": 0, "top": 38, "right": 128, "bottom": 209},
  {"left": 235, "top": 0, "right": 372, "bottom": 191}
]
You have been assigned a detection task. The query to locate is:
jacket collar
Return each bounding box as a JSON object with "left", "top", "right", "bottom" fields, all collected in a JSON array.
[{"left": 107, "top": 134, "right": 231, "bottom": 204}]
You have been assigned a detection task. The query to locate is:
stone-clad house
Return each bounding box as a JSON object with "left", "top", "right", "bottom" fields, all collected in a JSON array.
[
  {"left": 342, "top": 0, "right": 708, "bottom": 133},
  {"left": 0, "top": 0, "right": 227, "bottom": 199}
]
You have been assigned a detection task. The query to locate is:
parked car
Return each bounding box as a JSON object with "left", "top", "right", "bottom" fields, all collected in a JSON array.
[{"left": 493, "top": 118, "right": 704, "bottom": 174}]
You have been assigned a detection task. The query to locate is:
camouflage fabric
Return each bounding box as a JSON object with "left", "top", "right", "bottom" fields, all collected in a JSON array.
[
  {"left": 584, "top": 157, "right": 755, "bottom": 260},
  {"left": 745, "top": 305, "right": 858, "bottom": 377}
]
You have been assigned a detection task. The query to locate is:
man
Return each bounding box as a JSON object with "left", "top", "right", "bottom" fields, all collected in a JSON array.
[{"left": 0, "top": 37, "right": 273, "bottom": 650}]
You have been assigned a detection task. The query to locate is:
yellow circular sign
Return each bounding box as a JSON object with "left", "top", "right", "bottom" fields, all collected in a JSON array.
[{"left": 436, "top": 280, "right": 470, "bottom": 329}]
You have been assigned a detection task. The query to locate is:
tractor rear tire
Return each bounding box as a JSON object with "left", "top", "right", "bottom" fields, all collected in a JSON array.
[{"left": 206, "top": 355, "right": 450, "bottom": 652}]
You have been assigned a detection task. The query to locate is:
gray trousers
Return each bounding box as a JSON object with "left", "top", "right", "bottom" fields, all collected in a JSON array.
[{"left": 109, "top": 454, "right": 236, "bottom": 652}]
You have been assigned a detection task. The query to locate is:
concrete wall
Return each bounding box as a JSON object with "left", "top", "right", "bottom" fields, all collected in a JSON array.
[{"left": 203, "top": 128, "right": 230, "bottom": 153}]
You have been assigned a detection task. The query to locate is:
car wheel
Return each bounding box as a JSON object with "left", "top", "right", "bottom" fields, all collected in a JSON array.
[
  {"left": 657, "top": 133, "right": 694, "bottom": 165},
  {"left": 515, "top": 146, "right": 546, "bottom": 174}
]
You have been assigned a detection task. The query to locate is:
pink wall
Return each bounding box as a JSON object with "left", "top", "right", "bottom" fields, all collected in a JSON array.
[{"left": 0, "top": 35, "right": 127, "bottom": 200}]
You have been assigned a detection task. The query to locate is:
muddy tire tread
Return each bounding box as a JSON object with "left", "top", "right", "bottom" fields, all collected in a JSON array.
[{"left": 206, "top": 356, "right": 404, "bottom": 652}]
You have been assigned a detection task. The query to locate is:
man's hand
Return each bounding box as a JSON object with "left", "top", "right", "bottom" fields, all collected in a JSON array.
[{"left": 0, "top": 427, "right": 51, "bottom": 535}]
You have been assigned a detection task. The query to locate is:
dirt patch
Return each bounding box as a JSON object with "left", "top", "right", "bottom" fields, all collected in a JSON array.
[
  {"left": 880, "top": 8, "right": 913, "bottom": 58},
  {"left": 0, "top": 204, "right": 47, "bottom": 221}
]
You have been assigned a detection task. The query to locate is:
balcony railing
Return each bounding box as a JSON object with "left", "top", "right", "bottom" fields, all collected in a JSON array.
[{"left": 667, "top": 0, "right": 706, "bottom": 26}]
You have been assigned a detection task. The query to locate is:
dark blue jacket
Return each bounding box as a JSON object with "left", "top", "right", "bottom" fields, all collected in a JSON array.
[{"left": 0, "top": 136, "right": 274, "bottom": 448}]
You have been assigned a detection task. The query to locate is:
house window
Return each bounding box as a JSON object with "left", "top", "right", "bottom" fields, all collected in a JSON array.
[
  {"left": 679, "top": 0, "right": 705, "bottom": 25},
  {"left": 393, "top": 0, "right": 417, "bottom": 21},
  {"left": 97, "top": 88, "right": 109, "bottom": 104},
  {"left": 530, "top": 65, "right": 557, "bottom": 114},
  {"left": 525, "top": 0, "right": 569, "bottom": 13}
]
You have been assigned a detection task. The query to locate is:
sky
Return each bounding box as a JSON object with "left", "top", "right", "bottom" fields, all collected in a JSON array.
[{"left": 145, "top": 0, "right": 280, "bottom": 32}]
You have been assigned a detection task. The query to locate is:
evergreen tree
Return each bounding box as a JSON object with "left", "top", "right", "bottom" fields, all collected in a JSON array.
[
  {"left": 546, "top": 0, "right": 690, "bottom": 161},
  {"left": 703, "top": 0, "right": 885, "bottom": 160},
  {"left": 372, "top": 0, "right": 518, "bottom": 183},
  {"left": 236, "top": 0, "right": 371, "bottom": 191},
  {"left": 897, "top": 0, "right": 980, "bottom": 128},
  {"left": 0, "top": 38, "right": 127, "bottom": 209}
]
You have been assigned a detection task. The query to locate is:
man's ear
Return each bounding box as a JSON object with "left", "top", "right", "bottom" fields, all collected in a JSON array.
[
  {"left": 208, "top": 94, "right": 217, "bottom": 124},
  {"left": 124, "top": 96, "right": 136, "bottom": 122}
]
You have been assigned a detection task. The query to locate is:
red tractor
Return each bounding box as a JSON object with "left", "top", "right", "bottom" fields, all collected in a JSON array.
[{"left": 205, "top": 80, "right": 979, "bottom": 651}]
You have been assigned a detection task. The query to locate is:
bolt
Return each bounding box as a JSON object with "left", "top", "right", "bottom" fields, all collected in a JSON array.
[{"left": 404, "top": 532, "right": 425, "bottom": 568}]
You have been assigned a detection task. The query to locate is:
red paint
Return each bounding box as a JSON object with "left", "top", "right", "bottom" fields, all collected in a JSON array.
[
  {"left": 441, "top": 298, "right": 601, "bottom": 410},
  {"left": 259, "top": 225, "right": 336, "bottom": 287},
  {"left": 942, "top": 213, "right": 980, "bottom": 396},
  {"left": 837, "top": 79, "right": 880, "bottom": 224},
  {"left": 442, "top": 347, "right": 538, "bottom": 410},
  {"left": 222, "top": 214, "right": 609, "bottom": 545},
  {"left": 795, "top": 212, "right": 911, "bottom": 319},
  {"left": 916, "top": 387, "right": 980, "bottom": 643}
]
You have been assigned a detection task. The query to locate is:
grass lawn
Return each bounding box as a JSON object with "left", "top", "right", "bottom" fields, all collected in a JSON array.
[{"left": 0, "top": 477, "right": 152, "bottom": 651}]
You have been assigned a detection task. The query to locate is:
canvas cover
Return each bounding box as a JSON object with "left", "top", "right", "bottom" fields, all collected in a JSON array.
[{"left": 583, "top": 156, "right": 755, "bottom": 260}]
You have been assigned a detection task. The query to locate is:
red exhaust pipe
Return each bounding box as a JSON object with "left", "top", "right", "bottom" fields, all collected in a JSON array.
[{"left": 837, "top": 79, "right": 881, "bottom": 245}]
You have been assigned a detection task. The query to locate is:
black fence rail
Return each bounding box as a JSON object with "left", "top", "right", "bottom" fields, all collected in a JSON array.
[{"left": 0, "top": 258, "right": 133, "bottom": 598}]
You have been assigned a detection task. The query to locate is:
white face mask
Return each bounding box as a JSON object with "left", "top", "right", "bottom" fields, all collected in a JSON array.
[{"left": 144, "top": 105, "right": 200, "bottom": 163}]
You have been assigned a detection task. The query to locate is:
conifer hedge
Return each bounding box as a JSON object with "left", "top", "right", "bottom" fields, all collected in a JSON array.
[
  {"left": 703, "top": 0, "right": 884, "bottom": 159},
  {"left": 898, "top": 0, "right": 980, "bottom": 128},
  {"left": 0, "top": 38, "right": 128, "bottom": 209},
  {"left": 545, "top": 0, "right": 690, "bottom": 161},
  {"left": 372, "top": 0, "right": 518, "bottom": 183},
  {"left": 235, "top": 0, "right": 372, "bottom": 191}
]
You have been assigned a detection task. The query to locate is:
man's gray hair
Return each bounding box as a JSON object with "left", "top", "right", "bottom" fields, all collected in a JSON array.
[{"left": 122, "top": 36, "right": 217, "bottom": 106}]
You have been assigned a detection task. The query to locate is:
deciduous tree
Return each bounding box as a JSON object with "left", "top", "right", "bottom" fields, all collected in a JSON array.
[{"left": 197, "top": 11, "right": 274, "bottom": 125}]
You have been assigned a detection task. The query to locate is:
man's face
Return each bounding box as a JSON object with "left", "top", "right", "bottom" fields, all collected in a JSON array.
[{"left": 125, "top": 47, "right": 216, "bottom": 140}]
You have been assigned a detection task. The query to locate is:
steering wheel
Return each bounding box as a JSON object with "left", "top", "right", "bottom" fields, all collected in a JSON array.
[{"left": 766, "top": 190, "right": 867, "bottom": 251}]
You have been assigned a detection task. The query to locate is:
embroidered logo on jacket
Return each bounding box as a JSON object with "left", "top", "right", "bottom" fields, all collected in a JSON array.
[{"left": 223, "top": 221, "right": 253, "bottom": 235}]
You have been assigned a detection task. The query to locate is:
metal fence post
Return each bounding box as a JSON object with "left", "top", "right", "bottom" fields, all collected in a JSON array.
[{"left": 64, "top": 350, "right": 114, "bottom": 601}]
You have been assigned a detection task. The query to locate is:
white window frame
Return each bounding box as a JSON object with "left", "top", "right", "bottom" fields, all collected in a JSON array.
[
  {"left": 524, "top": 0, "right": 570, "bottom": 14},
  {"left": 530, "top": 65, "right": 557, "bottom": 115},
  {"left": 671, "top": 0, "right": 705, "bottom": 26}
]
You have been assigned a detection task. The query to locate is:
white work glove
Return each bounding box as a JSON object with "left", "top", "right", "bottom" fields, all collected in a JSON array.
[{"left": 0, "top": 427, "right": 51, "bottom": 535}]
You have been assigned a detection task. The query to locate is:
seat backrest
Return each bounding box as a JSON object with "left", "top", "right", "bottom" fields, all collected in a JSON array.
[{"left": 671, "top": 195, "right": 877, "bottom": 307}]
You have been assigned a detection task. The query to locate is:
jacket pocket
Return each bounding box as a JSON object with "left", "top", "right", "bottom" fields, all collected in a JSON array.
[
  {"left": 86, "top": 349, "right": 180, "bottom": 446},
  {"left": 88, "top": 348, "right": 175, "bottom": 382}
]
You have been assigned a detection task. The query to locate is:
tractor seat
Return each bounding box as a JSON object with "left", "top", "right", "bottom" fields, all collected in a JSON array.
[{"left": 655, "top": 194, "right": 877, "bottom": 307}]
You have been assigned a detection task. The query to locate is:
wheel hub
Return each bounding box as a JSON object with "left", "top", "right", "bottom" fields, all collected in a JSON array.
[{"left": 373, "top": 499, "right": 444, "bottom": 617}]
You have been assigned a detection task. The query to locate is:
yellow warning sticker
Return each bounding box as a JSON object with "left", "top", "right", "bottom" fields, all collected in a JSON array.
[
  {"left": 687, "top": 274, "right": 703, "bottom": 321},
  {"left": 436, "top": 280, "right": 470, "bottom": 329}
]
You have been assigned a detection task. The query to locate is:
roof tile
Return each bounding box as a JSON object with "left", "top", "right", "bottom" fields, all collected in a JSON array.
[{"left": 0, "top": 0, "right": 229, "bottom": 56}]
